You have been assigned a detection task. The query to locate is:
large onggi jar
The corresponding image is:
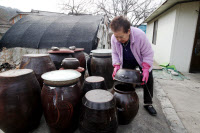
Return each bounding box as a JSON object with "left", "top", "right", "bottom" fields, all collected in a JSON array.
[
  {"left": 112, "top": 84, "right": 139, "bottom": 125},
  {"left": 19, "top": 54, "right": 56, "bottom": 88},
  {"left": 79, "top": 89, "right": 118, "bottom": 133},
  {"left": 48, "top": 49, "right": 74, "bottom": 70},
  {"left": 41, "top": 70, "right": 82, "bottom": 133},
  {"left": 0, "top": 69, "right": 43, "bottom": 133},
  {"left": 72, "top": 48, "right": 86, "bottom": 76},
  {"left": 87, "top": 49, "right": 114, "bottom": 89}
]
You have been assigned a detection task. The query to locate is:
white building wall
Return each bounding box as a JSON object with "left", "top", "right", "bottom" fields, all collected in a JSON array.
[
  {"left": 146, "top": 22, "right": 154, "bottom": 45},
  {"left": 146, "top": 6, "right": 177, "bottom": 65},
  {"left": 170, "top": 2, "right": 199, "bottom": 72}
]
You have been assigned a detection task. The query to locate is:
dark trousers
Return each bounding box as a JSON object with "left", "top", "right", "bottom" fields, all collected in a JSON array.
[
  {"left": 142, "top": 70, "right": 153, "bottom": 104},
  {"left": 124, "top": 66, "right": 153, "bottom": 104}
]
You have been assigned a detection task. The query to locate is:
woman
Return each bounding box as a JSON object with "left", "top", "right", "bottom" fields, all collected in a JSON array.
[{"left": 111, "top": 16, "right": 157, "bottom": 116}]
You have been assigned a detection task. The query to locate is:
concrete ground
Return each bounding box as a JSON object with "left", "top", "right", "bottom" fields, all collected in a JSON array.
[{"left": 156, "top": 73, "right": 200, "bottom": 133}]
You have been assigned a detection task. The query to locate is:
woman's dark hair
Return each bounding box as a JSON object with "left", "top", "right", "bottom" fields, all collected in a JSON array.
[{"left": 110, "top": 16, "right": 131, "bottom": 33}]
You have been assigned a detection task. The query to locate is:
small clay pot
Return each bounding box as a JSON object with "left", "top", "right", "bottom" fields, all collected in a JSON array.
[
  {"left": 61, "top": 58, "right": 80, "bottom": 69},
  {"left": 82, "top": 76, "right": 107, "bottom": 95}
]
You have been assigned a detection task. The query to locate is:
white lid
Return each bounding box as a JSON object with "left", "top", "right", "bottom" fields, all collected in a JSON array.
[
  {"left": 91, "top": 49, "right": 112, "bottom": 56},
  {"left": 41, "top": 70, "right": 81, "bottom": 82},
  {"left": 23, "top": 54, "right": 49, "bottom": 57}
]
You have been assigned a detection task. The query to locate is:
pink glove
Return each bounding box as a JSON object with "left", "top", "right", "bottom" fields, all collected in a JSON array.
[
  {"left": 142, "top": 62, "right": 150, "bottom": 85},
  {"left": 112, "top": 64, "right": 120, "bottom": 80}
]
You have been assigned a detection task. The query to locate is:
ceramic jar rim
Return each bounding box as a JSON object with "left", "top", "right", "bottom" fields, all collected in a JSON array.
[{"left": 114, "top": 84, "right": 135, "bottom": 94}]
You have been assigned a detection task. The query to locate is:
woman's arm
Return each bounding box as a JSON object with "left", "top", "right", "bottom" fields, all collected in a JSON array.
[
  {"left": 139, "top": 32, "right": 154, "bottom": 68},
  {"left": 111, "top": 35, "right": 121, "bottom": 66}
]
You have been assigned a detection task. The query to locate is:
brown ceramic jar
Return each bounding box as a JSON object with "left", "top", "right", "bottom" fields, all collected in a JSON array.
[
  {"left": 41, "top": 70, "right": 82, "bottom": 133},
  {"left": 112, "top": 84, "right": 139, "bottom": 125},
  {"left": 71, "top": 48, "right": 86, "bottom": 71},
  {"left": 88, "top": 49, "right": 114, "bottom": 89},
  {"left": 79, "top": 89, "right": 118, "bottom": 133},
  {"left": 61, "top": 58, "right": 80, "bottom": 69},
  {"left": 19, "top": 54, "right": 56, "bottom": 88},
  {"left": 48, "top": 49, "right": 74, "bottom": 70},
  {"left": 71, "top": 48, "right": 86, "bottom": 80},
  {"left": 82, "top": 76, "right": 107, "bottom": 95},
  {"left": 0, "top": 69, "right": 42, "bottom": 133}
]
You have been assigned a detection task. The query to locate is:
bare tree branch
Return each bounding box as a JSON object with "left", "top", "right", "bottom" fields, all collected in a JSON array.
[
  {"left": 59, "top": 0, "right": 160, "bottom": 25},
  {"left": 60, "top": 0, "right": 94, "bottom": 15},
  {"left": 95, "top": 0, "right": 158, "bottom": 25}
]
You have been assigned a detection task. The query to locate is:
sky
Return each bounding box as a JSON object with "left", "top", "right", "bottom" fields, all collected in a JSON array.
[
  {"left": 0, "top": 0, "right": 62, "bottom": 12},
  {"left": 0, "top": 0, "right": 166, "bottom": 13}
]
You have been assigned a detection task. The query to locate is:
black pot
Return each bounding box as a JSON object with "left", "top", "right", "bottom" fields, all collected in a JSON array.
[{"left": 61, "top": 58, "right": 80, "bottom": 69}]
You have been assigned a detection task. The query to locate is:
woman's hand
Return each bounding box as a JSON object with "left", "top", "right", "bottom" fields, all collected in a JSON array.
[
  {"left": 142, "top": 62, "right": 150, "bottom": 84},
  {"left": 112, "top": 64, "right": 120, "bottom": 80}
]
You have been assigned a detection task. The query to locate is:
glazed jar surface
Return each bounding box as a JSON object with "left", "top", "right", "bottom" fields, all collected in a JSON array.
[
  {"left": 82, "top": 76, "right": 107, "bottom": 95},
  {"left": 0, "top": 69, "right": 42, "bottom": 133},
  {"left": 72, "top": 48, "right": 86, "bottom": 71},
  {"left": 61, "top": 58, "right": 80, "bottom": 69},
  {"left": 112, "top": 84, "right": 139, "bottom": 125},
  {"left": 20, "top": 54, "right": 56, "bottom": 88},
  {"left": 41, "top": 83, "right": 82, "bottom": 133},
  {"left": 49, "top": 53, "right": 73, "bottom": 70},
  {"left": 79, "top": 89, "right": 118, "bottom": 133},
  {"left": 41, "top": 70, "right": 82, "bottom": 133},
  {"left": 88, "top": 49, "right": 114, "bottom": 89}
]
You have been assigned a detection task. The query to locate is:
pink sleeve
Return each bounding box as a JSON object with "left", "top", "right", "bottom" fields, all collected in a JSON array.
[
  {"left": 111, "top": 35, "right": 121, "bottom": 66},
  {"left": 139, "top": 32, "right": 154, "bottom": 67}
]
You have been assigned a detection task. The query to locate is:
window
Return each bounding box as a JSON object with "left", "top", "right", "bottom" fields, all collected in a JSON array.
[{"left": 152, "top": 20, "right": 158, "bottom": 45}]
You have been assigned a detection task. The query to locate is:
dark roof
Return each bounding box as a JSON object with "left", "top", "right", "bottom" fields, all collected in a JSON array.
[
  {"left": 10, "top": 9, "right": 66, "bottom": 21},
  {"left": 0, "top": 15, "right": 103, "bottom": 53}
]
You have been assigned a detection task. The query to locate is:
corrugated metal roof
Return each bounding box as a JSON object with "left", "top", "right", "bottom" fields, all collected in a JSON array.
[{"left": 144, "top": 0, "right": 197, "bottom": 23}]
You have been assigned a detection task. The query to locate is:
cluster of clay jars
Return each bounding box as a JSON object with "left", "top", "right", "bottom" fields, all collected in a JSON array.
[
  {"left": 60, "top": 58, "right": 85, "bottom": 85},
  {"left": 87, "top": 49, "right": 114, "bottom": 89},
  {"left": 48, "top": 47, "right": 86, "bottom": 72},
  {"left": 0, "top": 47, "right": 140, "bottom": 133},
  {"left": 76, "top": 75, "right": 118, "bottom": 133},
  {"left": 0, "top": 69, "right": 43, "bottom": 133},
  {"left": 41, "top": 70, "right": 82, "bottom": 133}
]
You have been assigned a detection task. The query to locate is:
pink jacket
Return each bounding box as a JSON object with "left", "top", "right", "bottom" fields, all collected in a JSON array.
[{"left": 111, "top": 27, "right": 154, "bottom": 72}]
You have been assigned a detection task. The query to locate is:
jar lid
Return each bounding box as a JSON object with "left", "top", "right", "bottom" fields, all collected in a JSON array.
[
  {"left": 23, "top": 54, "right": 49, "bottom": 57},
  {"left": 91, "top": 49, "right": 112, "bottom": 57},
  {"left": 0, "top": 69, "right": 33, "bottom": 77},
  {"left": 41, "top": 70, "right": 81, "bottom": 86},
  {"left": 114, "top": 69, "right": 142, "bottom": 84},
  {"left": 48, "top": 49, "right": 74, "bottom": 54},
  {"left": 82, "top": 89, "right": 115, "bottom": 110}
]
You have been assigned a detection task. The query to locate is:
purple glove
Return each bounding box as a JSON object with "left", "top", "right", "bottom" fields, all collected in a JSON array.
[
  {"left": 142, "top": 62, "right": 150, "bottom": 84},
  {"left": 112, "top": 64, "right": 120, "bottom": 80}
]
